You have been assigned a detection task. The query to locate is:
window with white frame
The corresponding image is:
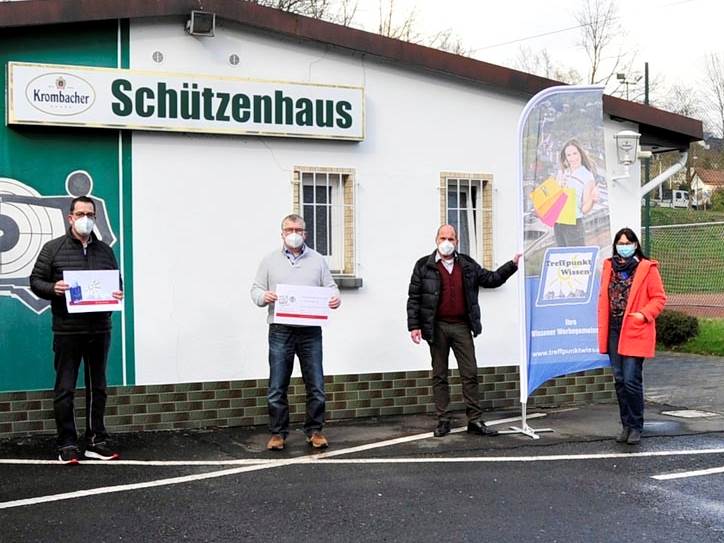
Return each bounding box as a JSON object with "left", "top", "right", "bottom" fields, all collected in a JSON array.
[
  {"left": 294, "top": 168, "right": 355, "bottom": 275},
  {"left": 441, "top": 173, "right": 493, "bottom": 267}
]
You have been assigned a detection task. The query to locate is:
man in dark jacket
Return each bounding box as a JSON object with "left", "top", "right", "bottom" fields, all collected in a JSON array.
[
  {"left": 30, "top": 196, "right": 123, "bottom": 464},
  {"left": 407, "top": 224, "right": 519, "bottom": 437}
]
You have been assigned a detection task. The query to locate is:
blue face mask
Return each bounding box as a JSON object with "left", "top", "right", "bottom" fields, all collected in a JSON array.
[{"left": 616, "top": 244, "right": 636, "bottom": 258}]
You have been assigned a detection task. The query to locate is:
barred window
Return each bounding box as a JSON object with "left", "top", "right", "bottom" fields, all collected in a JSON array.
[
  {"left": 294, "top": 168, "right": 356, "bottom": 275},
  {"left": 440, "top": 173, "right": 494, "bottom": 267}
]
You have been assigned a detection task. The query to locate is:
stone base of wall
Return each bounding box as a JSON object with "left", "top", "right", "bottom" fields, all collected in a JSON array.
[{"left": 0, "top": 366, "right": 614, "bottom": 439}]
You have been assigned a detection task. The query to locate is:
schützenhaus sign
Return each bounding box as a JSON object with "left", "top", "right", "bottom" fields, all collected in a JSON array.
[{"left": 7, "top": 62, "right": 365, "bottom": 141}]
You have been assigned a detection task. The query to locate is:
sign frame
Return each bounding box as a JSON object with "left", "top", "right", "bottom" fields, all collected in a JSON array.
[{"left": 7, "top": 61, "right": 366, "bottom": 141}]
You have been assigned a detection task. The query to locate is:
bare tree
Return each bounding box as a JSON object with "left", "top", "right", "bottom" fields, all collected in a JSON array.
[
  {"left": 378, "top": 0, "right": 420, "bottom": 42},
  {"left": 250, "top": 0, "right": 470, "bottom": 55},
  {"left": 575, "top": 0, "right": 635, "bottom": 89},
  {"left": 333, "top": 0, "right": 358, "bottom": 27},
  {"left": 251, "top": 0, "right": 337, "bottom": 24},
  {"left": 703, "top": 52, "right": 724, "bottom": 138},
  {"left": 663, "top": 84, "right": 700, "bottom": 118},
  {"left": 513, "top": 46, "right": 582, "bottom": 84},
  {"left": 376, "top": 2, "right": 471, "bottom": 55},
  {"left": 426, "top": 28, "right": 469, "bottom": 56}
]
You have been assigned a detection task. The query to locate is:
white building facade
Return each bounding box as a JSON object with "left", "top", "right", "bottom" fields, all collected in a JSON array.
[{"left": 0, "top": 1, "right": 702, "bottom": 436}]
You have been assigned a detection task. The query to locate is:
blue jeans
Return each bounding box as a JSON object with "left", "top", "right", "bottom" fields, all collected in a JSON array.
[
  {"left": 267, "top": 324, "right": 325, "bottom": 437},
  {"left": 608, "top": 320, "right": 644, "bottom": 431}
]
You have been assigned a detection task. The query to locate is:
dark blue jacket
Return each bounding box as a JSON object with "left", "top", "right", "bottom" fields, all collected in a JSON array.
[{"left": 30, "top": 230, "right": 120, "bottom": 334}]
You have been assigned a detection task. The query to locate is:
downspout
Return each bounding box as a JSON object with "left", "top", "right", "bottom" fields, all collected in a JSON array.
[{"left": 640, "top": 151, "right": 688, "bottom": 197}]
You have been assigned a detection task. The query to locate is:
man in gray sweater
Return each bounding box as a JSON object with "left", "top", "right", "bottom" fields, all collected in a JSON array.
[{"left": 251, "top": 214, "right": 341, "bottom": 451}]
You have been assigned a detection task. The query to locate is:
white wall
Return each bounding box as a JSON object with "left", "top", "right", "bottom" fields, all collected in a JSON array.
[{"left": 128, "top": 19, "right": 637, "bottom": 384}]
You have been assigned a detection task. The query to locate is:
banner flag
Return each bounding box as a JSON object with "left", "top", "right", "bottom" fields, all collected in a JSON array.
[{"left": 517, "top": 86, "right": 612, "bottom": 400}]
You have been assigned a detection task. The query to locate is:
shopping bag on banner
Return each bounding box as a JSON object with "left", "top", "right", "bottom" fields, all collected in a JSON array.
[
  {"left": 530, "top": 177, "right": 563, "bottom": 217},
  {"left": 539, "top": 192, "right": 568, "bottom": 227},
  {"left": 556, "top": 188, "right": 577, "bottom": 225}
]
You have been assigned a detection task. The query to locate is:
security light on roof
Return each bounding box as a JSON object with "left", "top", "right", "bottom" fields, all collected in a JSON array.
[{"left": 186, "top": 11, "right": 215, "bottom": 37}]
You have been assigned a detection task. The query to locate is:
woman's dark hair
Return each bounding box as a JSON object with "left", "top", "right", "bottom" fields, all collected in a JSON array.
[{"left": 612, "top": 227, "right": 649, "bottom": 259}]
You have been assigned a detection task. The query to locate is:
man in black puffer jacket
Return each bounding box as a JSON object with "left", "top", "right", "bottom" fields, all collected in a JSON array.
[
  {"left": 30, "top": 196, "right": 123, "bottom": 464},
  {"left": 407, "top": 224, "right": 519, "bottom": 438}
]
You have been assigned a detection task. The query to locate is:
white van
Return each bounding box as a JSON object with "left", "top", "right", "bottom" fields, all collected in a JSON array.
[{"left": 657, "top": 189, "right": 689, "bottom": 208}]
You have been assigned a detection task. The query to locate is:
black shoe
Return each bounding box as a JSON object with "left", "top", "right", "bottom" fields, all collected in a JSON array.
[
  {"left": 84, "top": 440, "right": 119, "bottom": 460},
  {"left": 58, "top": 445, "right": 81, "bottom": 465},
  {"left": 467, "top": 421, "right": 499, "bottom": 436},
  {"left": 433, "top": 420, "right": 451, "bottom": 437},
  {"left": 616, "top": 427, "right": 631, "bottom": 443},
  {"left": 626, "top": 429, "right": 641, "bottom": 445}
]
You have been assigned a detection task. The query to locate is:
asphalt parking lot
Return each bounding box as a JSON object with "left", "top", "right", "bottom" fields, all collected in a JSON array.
[{"left": 2, "top": 353, "right": 724, "bottom": 543}]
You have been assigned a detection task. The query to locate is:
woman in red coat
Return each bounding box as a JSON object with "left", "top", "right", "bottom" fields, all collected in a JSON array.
[{"left": 598, "top": 228, "right": 666, "bottom": 445}]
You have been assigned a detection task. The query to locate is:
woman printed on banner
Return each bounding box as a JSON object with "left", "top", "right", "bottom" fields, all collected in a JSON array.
[
  {"left": 554, "top": 138, "right": 600, "bottom": 246},
  {"left": 597, "top": 228, "right": 667, "bottom": 445}
]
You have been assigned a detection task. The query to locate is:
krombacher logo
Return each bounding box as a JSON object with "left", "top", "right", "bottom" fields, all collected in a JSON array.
[
  {"left": 25, "top": 73, "right": 95, "bottom": 116},
  {"left": 111, "top": 80, "right": 354, "bottom": 129}
]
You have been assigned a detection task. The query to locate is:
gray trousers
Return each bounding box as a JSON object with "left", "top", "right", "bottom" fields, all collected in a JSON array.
[{"left": 428, "top": 321, "right": 482, "bottom": 423}]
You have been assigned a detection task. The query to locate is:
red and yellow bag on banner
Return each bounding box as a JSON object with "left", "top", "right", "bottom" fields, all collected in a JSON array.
[
  {"left": 530, "top": 177, "right": 565, "bottom": 226},
  {"left": 557, "top": 188, "right": 577, "bottom": 225},
  {"left": 530, "top": 177, "right": 562, "bottom": 215},
  {"left": 530, "top": 178, "right": 578, "bottom": 226}
]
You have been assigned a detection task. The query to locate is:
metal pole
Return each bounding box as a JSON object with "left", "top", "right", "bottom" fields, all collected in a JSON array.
[{"left": 643, "top": 62, "right": 652, "bottom": 255}]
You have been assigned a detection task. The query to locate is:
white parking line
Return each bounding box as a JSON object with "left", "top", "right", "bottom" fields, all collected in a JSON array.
[
  {"left": 4, "top": 449, "right": 724, "bottom": 509},
  {"left": 3, "top": 417, "right": 723, "bottom": 510},
  {"left": 309, "top": 450, "right": 724, "bottom": 463},
  {"left": 0, "top": 414, "right": 546, "bottom": 467},
  {"left": 651, "top": 465, "right": 724, "bottom": 481},
  {"left": 0, "top": 459, "right": 276, "bottom": 466},
  {"left": 0, "top": 457, "right": 310, "bottom": 510}
]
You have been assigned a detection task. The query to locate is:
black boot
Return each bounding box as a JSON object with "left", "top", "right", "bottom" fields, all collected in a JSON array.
[{"left": 433, "top": 420, "right": 451, "bottom": 437}]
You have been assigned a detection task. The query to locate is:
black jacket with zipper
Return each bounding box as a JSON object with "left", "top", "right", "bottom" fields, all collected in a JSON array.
[
  {"left": 30, "top": 230, "right": 121, "bottom": 335},
  {"left": 406, "top": 251, "right": 517, "bottom": 341}
]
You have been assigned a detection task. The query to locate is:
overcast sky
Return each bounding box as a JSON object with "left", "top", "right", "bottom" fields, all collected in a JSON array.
[{"left": 351, "top": 0, "right": 722, "bottom": 96}]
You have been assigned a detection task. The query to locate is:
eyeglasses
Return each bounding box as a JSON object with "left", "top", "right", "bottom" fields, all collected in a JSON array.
[
  {"left": 72, "top": 212, "right": 96, "bottom": 219},
  {"left": 282, "top": 228, "right": 305, "bottom": 234}
]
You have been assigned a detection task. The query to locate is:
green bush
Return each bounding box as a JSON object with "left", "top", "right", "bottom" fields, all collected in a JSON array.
[
  {"left": 656, "top": 310, "right": 699, "bottom": 347},
  {"left": 711, "top": 189, "right": 724, "bottom": 212}
]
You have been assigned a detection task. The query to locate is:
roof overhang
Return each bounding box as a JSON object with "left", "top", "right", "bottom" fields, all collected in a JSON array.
[{"left": 0, "top": 0, "right": 703, "bottom": 150}]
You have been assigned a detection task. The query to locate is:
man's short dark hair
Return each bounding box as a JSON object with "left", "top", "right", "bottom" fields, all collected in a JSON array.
[{"left": 69, "top": 196, "right": 95, "bottom": 215}]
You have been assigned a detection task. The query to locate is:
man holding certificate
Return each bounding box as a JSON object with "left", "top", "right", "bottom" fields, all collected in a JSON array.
[
  {"left": 30, "top": 196, "right": 123, "bottom": 464},
  {"left": 251, "top": 214, "right": 341, "bottom": 451}
]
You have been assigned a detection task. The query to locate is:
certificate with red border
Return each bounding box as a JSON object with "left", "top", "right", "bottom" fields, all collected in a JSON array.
[
  {"left": 63, "top": 270, "right": 122, "bottom": 313},
  {"left": 273, "top": 284, "right": 333, "bottom": 326}
]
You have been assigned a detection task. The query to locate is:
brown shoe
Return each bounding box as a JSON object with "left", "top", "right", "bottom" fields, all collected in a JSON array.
[
  {"left": 266, "top": 434, "right": 285, "bottom": 451},
  {"left": 306, "top": 431, "right": 328, "bottom": 449}
]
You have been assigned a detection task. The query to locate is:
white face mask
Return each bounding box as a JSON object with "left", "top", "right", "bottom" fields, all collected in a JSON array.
[
  {"left": 437, "top": 240, "right": 455, "bottom": 257},
  {"left": 73, "top": 216, "right": 95, "bottom": 236},
  {"left": 285, "top": 232, "right": 304, "bottom": 249}
]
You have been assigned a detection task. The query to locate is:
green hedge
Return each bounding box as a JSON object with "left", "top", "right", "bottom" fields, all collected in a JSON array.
[{"left": 656, "top": 310, "right": 699, "bottom": 347}]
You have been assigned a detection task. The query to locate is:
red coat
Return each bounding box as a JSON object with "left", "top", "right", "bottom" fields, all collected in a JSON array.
[{"left": 598, "top": 258, "right": 667, "bottom": 358}]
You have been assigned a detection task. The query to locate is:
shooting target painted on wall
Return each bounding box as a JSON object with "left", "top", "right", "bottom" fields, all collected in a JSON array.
[{"left": 0, "top": 178, "right": 66, "bottom": 279}]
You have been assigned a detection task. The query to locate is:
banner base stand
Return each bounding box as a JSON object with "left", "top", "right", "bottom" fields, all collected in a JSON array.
[
  {"left": 502, "top": 424, "right": 554, "bottom": 439},
  {"left": 498, "top": 403, "right": 554, "bottom": 440}
]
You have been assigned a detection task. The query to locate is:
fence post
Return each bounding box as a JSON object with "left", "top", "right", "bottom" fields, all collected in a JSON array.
[
  {"left": 643, "top": 61, "right": 652, "bottom": 255},
  {"left": 644, "top": 156, "right": 651, "bottom": 254}
]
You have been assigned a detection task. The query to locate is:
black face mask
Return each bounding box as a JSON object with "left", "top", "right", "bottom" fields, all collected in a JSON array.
[{"left": 612, "top": 254, "right": 639, "bottom": 278}]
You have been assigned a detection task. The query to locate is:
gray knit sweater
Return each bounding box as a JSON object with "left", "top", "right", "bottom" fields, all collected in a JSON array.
[{"left": 250, "top": 246, "right": 339, "bottom": 323}]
